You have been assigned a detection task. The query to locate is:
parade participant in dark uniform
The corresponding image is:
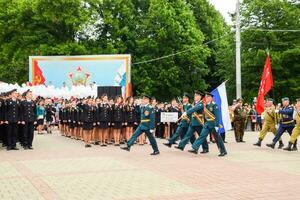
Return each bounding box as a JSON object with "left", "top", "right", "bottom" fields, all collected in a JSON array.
[
  {"left": 0, "top": 93, "right": 5, "bottom": 147},
  {"left": 155, "top": 102, "right": 165, "bottom": 138},
  {"left": 112, "top": 96, "right": 124, "bottom": 146},
  {"left": 17, "top": 93, "right": 25, "bottom": 147},
  {"left": 163, "top": 93, "right": 192, "bottom": 147},
  {"left": 174, "top": 91, "right": 208, "bottom": 153},
  {"left": 284, "top": 98, "right": 300, "bottom": 151},
  {"left": 187, "top": 92, "right": 227, "bottom": 157},
  {"left": 121, "top": 95, "right": 160, "bottom": 155},
  {"left": 20, "top": 90, "right": 36, "bottom": 149},
  {"left": 76, "top": 99, "right": 84, "bottom": 140},
  {"left": 169, "top": 98, "right": 180, "bottom": 138},
  {"left": 97, "top": 94, "right": 111, "bottom": 146},
  {"left": 79, "top": 98, "right": 95, "bottom": 147},
  {"left": 4, "top": 89, "right": 20, "bottom": 150},
  {"left": 124, "top": 96, "right": 135, "bottom": 142},
  {"left": 232, "top": 98, "right": 247, "bottom": 142},
  {"left": 45, "top": 98, "right": 56, "bottom": 134},
  {"left": 267, "top": 97, "right": 297, "bottom": 150},
  {"left": 69, "top": 100, "right": 79, "bottom": 139}
]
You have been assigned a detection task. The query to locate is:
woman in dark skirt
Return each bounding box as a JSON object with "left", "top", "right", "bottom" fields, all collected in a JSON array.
[
  {"left": 112, "top": 96, "right": 124, "bottom": 146},
  {"left": 36, "top": 99, "right": 45, "bottom": 134},
  {"left": 124, "top": 96, "right": 135, "bottom": 141},
  {"left": 69, "top": 100, "right": 78, "bottom": 139},
  {"left": 45, "top": 98, "right": 56, "bottom": 134},
  {"left": 79, "top": 98, "right": 95, "bottom": 147},
  {"left": 98, "top": 94, "right": 111, "bottom": 146}
]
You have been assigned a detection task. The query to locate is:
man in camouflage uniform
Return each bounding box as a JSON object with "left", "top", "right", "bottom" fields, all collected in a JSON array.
[
  {"left": 253, "top": 98, "right": 284, "bottom": 148},
  {"left": 232, "top": 98, "right": 247, "bottom": 142}
]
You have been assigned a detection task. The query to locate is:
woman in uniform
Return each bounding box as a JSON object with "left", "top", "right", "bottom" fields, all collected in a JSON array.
[
  {"left": 124, "top": 97, "right": 135, "bottom": 142},
  {"left": 112, "top": 96, "right": 124, "bottom": 146},
  {"left": 69, "top": 100, "right": 78, "bottom": 139},
  {"left": 80, "top": 98, "right": 95, "bottom": 147},
  {"left": 98, "top": 94, "right": 111, "bottom": 146},
  {"left": 36, "top": 99, "right": 45, "bottom": 134}
]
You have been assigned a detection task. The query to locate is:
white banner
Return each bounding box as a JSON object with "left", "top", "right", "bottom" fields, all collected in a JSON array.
[{"left": 160, "top": 112, "right": 179, "bottom": 123}]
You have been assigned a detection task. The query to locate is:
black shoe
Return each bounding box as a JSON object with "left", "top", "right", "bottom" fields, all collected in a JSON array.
[
  {"left": 253, "top": 139, "right": 262, "bottom": 147},
  {"left": 85, "top": 144, "right": 89, "bottom": 148},
  {"left": 174, "top": 146, "right": 184, "bottom": 151},
  {"left": 283, "top": 142, "right": 292, "bottom": 151},
  {"left": 150, "top": 151, "right": 160, "bottom": 155},
  {"left": 28, "top": 146, "right": 34, "bottom": 150},
  {"left": 218, "top": 152, "right": 227, "bottom": 157},
  {"left": 6, "top": 147, "right": 12, "bottom": 151},
  {"left": 94, "top": 142, "right": 100, "bottom": 145},
  {"left": 278, "top": 142, "right": 284, "bottom": 149},
  {"left": 240, "top": 140, "right": 246, "bottom": 143},
  {"left": 114, "top": 144, "right": 120, "bottom": 146},
  {"left": 163, "top": 143, "right": 172, "bottom": 148},
  {"left": 101, "top": 144, "right": 107, "bottom": 147},
  {"left": 292, "top": 145, "right": 298, "bottom": 151},
  {"left": 24, "top": 146, "right": 29, "bottom": 150},
  {"left": 87, "top": 144, "right": 92, "bottom": 147},
  {"left": 266, "top": 143, "right": 275, "bottom": 149},
  {"left": 12, "top": 147, "right": 19, "bottom": 150},
  {"left": 120, "top": 146, "right": 130, "bottom": 152},
  {"left": 200, "top": 150, "right": 209, "bottom": 154},
  {"left": 188, "top": 149, "right": 198, "bottom": 154}
]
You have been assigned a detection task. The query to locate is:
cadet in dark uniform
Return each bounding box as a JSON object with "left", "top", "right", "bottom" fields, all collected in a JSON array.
[
  {"left": 124, "top": 96, "right": 135, "bottom": 142},
  {"left": 97, "top": 94, "right": 111, "bottom": 146},
  {"left": 169, "top": 99, "right": 180, "bottom": 138},
  {"left": 79, "top": 98, "right": 95, "bottom": 147},
  {"left": 267, "top": 97, "right": 297, "bottom": 150},
  {"left": 112, "top": 96, "right": 124, "bottom": 146},
  {"left": 155, "top": 102, "right": 165, "bottom": 138},
  {"left": 45, "top": 99, "right": 56, "bottom": 134},
  {"left": 69, "top": 100, "right": 79, "bottom": 139},
  {"left": 174, "top": 91, "right": 208, "bottom": 153},
  {"left": 0, "top": 93, "right": 7, "bottom": 147},
  {"left": 4, "top": 89, "right": 20, "bottom": 150},
  {"left": 163, "top": 93, "right": 192, "bottom": 147},
  {"left": 187, "top": 92, "right": 227, "bottom": 157},
  {"left": 121, "top": 95, "right": 160, "bottom": 155},
  {"left": 20, "top": 90, "right": 36, "bottom": 149}
]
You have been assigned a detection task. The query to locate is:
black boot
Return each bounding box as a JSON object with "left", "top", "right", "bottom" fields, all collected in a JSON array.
[
  {"left": 188, "top": 149, "right": 198, "bottom": 154},
  {"left": 120, "top": 146, "right": 130, "bottom": 152},
  {"left": 283, "top": 142, "right": 292, "bottom": 151},
  {"left": 278, "top": 141, "right": 284, "bottom": 149},
  {"left": 292, "top": 144, "right": 298, "bottom": 151},
  {"left": 163, "top": 142, "right": 172, "bottom": 148},
  {"left": 266, "top": 143, "right": 275, "bottom": 149},
  {"left": 253, "top": 139, "right": 262, "bottom": 147}
]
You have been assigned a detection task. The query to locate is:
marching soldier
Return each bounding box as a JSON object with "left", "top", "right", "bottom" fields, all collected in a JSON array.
[
  {"left": 187, "top": 92, "right": 227, "bottom": 156},
  {"left": 121, "top": 95, "right": 159, "bottom": 155},
  {"left": 20, "top": 90, "right": 36, "bottom": 149},
  {"left": 232, "top": 98, "right": 247, "bottom": 142},
  {"left": 174, "top": 91, "right": 209, "bottom": 153},
  {"left": 4, "top": 89, "right": 21, "bottom": 151},
  {"left": 267, "top": 97, "right": 297, "bottom": 150},
  {"left": 284, "top": 98, "right": 300, "bottom": 151},
  {"left": 253, "top": 98, "right": 284, "bottom": 148},
  {"left": 163, "top": 93, "right": 192, "bottom": 147}
]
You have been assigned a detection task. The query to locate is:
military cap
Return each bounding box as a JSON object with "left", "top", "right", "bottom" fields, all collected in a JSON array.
[
  {"left": 143, "top": 94, "right": 152, "bottom": 100},
  {"left": 267, "top": 98, "right": 274, "bottom": 102},
  {"left": 282, "top": 97, "right": 289, "bottom": 101},
  {"left": 183, "top": 92, "right": 191, "bottom": 99},
  {"left": 205, "top": 92, "right": 213, "bottom": 97},
  {"left": 194, "top": 90, "right": 204, "bottom": 96},
  {"left": 296, "top": 98, "right": 300, "bottom": 102}
]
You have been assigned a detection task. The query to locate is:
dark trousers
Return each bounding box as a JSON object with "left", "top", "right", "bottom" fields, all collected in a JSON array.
[
  {"left": 168, "top": 125, "right": 188, "bottom": 144},
  {"left": 192, "top": 124, "right": 227, "bottom": 153},
  {"left": 7, "top": 122, "right": 18, "bottom": 148},
  {"left": 156, "top": 123, "right": 165, "bottom": 138},
  {"left": 127, "top": 125, "right": 159, "bottom": 152},
  {"left": 178, "top": 125, "right": 208, "bottom": 151},
  {"left": 273, "top": 125, "right": 297, "bottom": 145},
  {"left": 23, "top": 122, "right": 35, "bottom": 147},
  {"left": 0, "top": 124, "right": 7, "bottom": 145}
]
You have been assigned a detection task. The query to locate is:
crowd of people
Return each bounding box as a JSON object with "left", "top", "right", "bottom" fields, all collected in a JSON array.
[{"left": 0, "top": 84, "right": 300, "bottom": 155}]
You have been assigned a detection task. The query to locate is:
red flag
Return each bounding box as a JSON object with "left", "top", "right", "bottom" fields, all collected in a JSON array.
[
  {"left": 256, "top": 54, "right": 273, "bottom": 114},
  {"left": 33, "top": 60, "right": 45, "bottom": 85}
]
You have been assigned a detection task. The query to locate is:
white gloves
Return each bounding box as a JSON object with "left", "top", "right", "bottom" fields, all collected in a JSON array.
[
  {"left": 215, "top": 127, "right": 219, "bottom": 132},
  {"left": 275, "top": 110, "right": 279, "bottom": 113},
  {"left": 150, "top": 129, "right": 154, "bottom": 133},
  {"left": 275, "top": 124, "right": 279, "bottom": 129}
]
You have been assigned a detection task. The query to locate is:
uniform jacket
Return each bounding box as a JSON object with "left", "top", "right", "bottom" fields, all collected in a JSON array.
[
  {"left": 186, "top": 101, "right": 204, "bottom": 127},
  {"left": 139, "top": 104, "right": 155, "bottom": 130},
  {"left": 20, "top": 100, "right": 37, "bottom": 122},
  {"left": 5, "top": 98, "right": 21, "bottom": 123}
]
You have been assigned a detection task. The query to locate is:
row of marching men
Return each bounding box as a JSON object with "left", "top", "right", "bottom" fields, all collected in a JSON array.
[{"left": 59, "top": 95, "right": 145, "bottom": 147}]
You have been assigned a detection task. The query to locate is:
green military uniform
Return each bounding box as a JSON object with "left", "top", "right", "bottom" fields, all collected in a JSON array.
[
  {"left": 233, "top": 105, "right": 246, "bottom": 142},
  {"left": 253, "top": 105, "right": 283, "bottom": 147}
]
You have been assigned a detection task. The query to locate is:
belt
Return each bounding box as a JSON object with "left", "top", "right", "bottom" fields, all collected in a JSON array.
[
  {"left": 282, "top": 120, "right": 294, "bottom": 124},
  {"left": 141, "top": 119, "right": 150, "bottom": 123},
  {"left": 206, "top": 119, "right": 215, "bottom": 121}
]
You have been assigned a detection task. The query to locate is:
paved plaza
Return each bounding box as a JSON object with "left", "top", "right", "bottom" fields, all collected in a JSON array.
[{"left": 0, "top": 130, "right": 300, "bottom": 200}]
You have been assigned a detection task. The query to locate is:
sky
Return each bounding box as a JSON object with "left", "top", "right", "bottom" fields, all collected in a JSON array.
[{"left": 209, "top": 0, "right": 237, "bottom": 24}]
